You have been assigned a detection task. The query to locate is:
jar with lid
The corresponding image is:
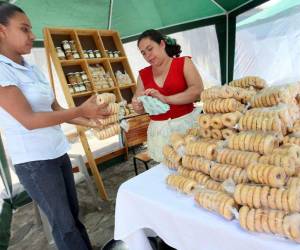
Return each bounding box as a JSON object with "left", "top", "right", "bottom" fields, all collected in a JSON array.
[
  {"left": 66, "top": 73, "right": 77, "bottom": 84},
  {"left": 61, "top": 40, "right": 71, "bottom": 51},
  {"left": 94, "top": 50, "right": 101, "bottom": 58},
  {"left": 56, "top": 47, "right": 66, "bottom": 60},
  {"left": 69, "top": 40, "right": 77, "bottom": 51},
  {"left": 113, "top": 51, "right": 120, "bottom": 58},
  {"left": 87, "top": 50, "right": 95, "bottom": 58},
  {"left": 108, "top": 51, "right": 114, "bottom": 58},
  {"left": 79, "top": 82, "right": 87, "bottom": 92},
  {"left": 84, "top": 80, "right": 92, "bottom": 91},
  {"left": 82, "top": 50, "right": 89, "bottom": 59},
  {"left": 74, "top": 72, "right": 82, "bottom": 83},
  {"left": 72, "top": 50, "right": 80, "bottom": 59},
  {"left": 65, "top": 51, "right": 73, "bottom": 60},
  {"left": 68, "top": 84, "right": 75, "bottom": 94},
  {"left": 80, "top": 71, "right": 88, "bottom": 81},
  {"left": 73, "top": 83, "right": 81, "bottom": 93}
]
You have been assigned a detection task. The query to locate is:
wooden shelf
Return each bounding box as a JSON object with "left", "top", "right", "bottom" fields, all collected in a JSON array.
[
  {"left": 44, "top": 27, "right": 138, "bottom": 201},
  {"left": 86, "top": 58, "right": 107, "bottom": 64},
  {"left": 109, "top": 57, "right": 126, "bottom": 63},
  {"left": 119, "top": 83, "right": 136, "bottom": 89},
  {"left": 95, "top": 87, "right": 117, "bottom": 92},
  {"left": 71, "top": 91, "right": 94, "bottom": 98},
  {"left": 61, "top": 59, "right": 85, "bottom": 66}
]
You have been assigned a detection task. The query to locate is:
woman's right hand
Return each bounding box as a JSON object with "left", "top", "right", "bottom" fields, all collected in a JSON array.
[
  {"left": 79, "top": 95, "right": 111, "bottom": 119},
  {"left": 132, "top": 96, "right": 144, "bottom": 112}
]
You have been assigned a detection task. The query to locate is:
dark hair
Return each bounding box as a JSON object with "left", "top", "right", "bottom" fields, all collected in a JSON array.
[
  {"left": 0, "top": 1, "right": 24, "bottom": 25},
  {"left": 137, "top": 29, "right": 182, "bottom": 58}
]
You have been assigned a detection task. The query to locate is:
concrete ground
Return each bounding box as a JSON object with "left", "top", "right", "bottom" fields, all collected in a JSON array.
[{"left": 7, "top": 151, "right": 157, "bottom": 250}]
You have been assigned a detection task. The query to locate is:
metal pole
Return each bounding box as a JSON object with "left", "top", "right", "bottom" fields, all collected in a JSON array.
[{"left": 107, "top": 0, "right": 114, "bottom": 29}]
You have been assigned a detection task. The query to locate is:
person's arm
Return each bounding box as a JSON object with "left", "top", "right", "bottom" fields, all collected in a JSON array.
[
  {"left": 131, "top": 76, "right": 145, "bottom": 114},
  {"left": 51, "top": 99, "right": 102, "bottom": 128},
  {"left": 144, "top": 57, "right": 204, "bottom": 105},
  {"left": 0, "top": 85, "right": 110, "bottom": 130}
]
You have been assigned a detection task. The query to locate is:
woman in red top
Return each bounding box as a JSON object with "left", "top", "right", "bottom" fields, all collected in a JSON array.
[{"left": 132, "top": 29, "right": 204, "bottom": 162}]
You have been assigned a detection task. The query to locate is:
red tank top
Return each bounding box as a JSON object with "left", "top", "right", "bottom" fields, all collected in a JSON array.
[{"left": 139, "top": 56, "right": 194, "bottom": 121}]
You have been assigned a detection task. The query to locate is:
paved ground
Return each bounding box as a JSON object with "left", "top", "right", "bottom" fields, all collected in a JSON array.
[{"left": 7, "top": 151, "right": 157, "bottom": 250}]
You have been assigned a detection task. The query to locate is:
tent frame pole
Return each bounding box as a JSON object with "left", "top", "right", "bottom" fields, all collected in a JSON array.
[{"left": 107, "top": 0, "right": 114, "bottom": 29}]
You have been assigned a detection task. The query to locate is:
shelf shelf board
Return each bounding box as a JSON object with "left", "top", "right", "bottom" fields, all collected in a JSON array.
[
  {"left": 61, "top": 59, "right": 85, "bottom": 66},
  {"left": 86, "top": 58, "right": 109, "bottom": 64},
  {"left": 95, "top": 87, "right": 117, "bottom": 92},
  {"left": 71, "top": 91, "right": 94, "bottom": 98},
  {"left": 119, "top": 83, "right": 136, "bottom": 89},
  {"left": 109, "top": 57, "right": 126, "bottom": 63}
]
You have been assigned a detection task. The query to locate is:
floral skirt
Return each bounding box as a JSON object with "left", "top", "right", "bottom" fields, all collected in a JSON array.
[{"left": 147, "top": 108, "right": 201, "bottom": 162}]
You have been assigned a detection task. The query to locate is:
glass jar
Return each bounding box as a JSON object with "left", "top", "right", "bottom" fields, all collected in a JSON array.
[
  {"left": 87, "top": 50, "right": 95, "bottom": 58},
  {"left": 73, "top": 83, "right": 81, "bottom": 93},
  {"left": 113, "top": 51, "right": 120, "bottom": 58},
  {"left": 108, "top": 51, "right": 114, "bottom": 58},
  {"left": 94, "top": 50, "right": 101, "bottom": 58},
  {"left": 80, "top": 71, "right": 88, "bottom": 81},
  {"left": 72, "top": 50, "right": 80, "bottom": 59},
  {"left": 69, "top": 40, "right": 77, "bottom": 51},
  {"left": 82, "top": 50, "right": 89, "bottom": 59},
  {"left": 65, "top": 51, "right": 73, "bottom": 60},
  {"left": 61, "top": 40, "right": 71, "bottom": 51},
  {"left": 66, "top": 73, "right": 76, "bottom": 84},
  {"left": 79, "top": 82, "right": 87, "bottom": 92},
  {"left": 84, "top": 80, "right": 92, "bottom": 91},
  {"left": 68, "top": 84, "right": 74, "bottom": 94},
  {"left": 56, "top": 47, "right": 66, "bottom": 60},
  {"left": 74, "top": 72, "right": 82, "bottom": 83}
]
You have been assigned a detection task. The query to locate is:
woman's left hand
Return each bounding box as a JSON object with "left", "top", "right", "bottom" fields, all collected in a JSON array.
[{"left": 144, "top": 88, "right": 168, "bottom": 103}]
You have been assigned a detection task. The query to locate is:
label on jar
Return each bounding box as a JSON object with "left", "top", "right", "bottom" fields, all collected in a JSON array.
[{"left": 62, "top": 40, "right": 71, "bottom": 50}]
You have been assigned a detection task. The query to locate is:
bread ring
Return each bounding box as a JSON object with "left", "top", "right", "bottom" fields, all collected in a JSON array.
[
  {"left": 239, "top": 206, "right": 250, "bottom": 231},
  {"left": 246, "top": 208, "right": 256, "bottom": 231},
  {"left": 211, "top": 114, "right": 224, "bottom": 129},
  {"left": 211, "top": 129, "right": 223, "bottom": 140},
  {"left": 221, "top": 128, "right": 236, "bottom": 139},
  {"left": 253, "top": 186, "right": 262, "bottom": 209},
  {"left": 254, "top": 208, "right": 264, "bottom": 232},
  {"left": 198, "top": 114, "right": 212, "bottom": 128},
  {"left": 261, "top": 186, "right": 270, "bottom": 208},
  {"left": 222, "top": 111, "right": 242, "bottom": 128},
  {"left": 267, "top": 166, "right": 286, "bottom": 188}
]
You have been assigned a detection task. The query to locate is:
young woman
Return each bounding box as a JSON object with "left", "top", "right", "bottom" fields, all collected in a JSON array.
[
  {"left": 132, "top": 29, "right": 204, "bottom": 162},
  {"left": 0, "top": 2, "right": 109, "bottom": 249}
]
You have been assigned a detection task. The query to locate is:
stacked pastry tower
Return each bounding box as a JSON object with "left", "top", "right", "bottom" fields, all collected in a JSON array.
[
  {"left": 93, "top": 93, "right": 121, "bottom": 140},
  {"left": 230, "top": 82, "right": 300, "bottom": 242},
  {"left": 163, "top": 76, "right": 300, "bottom": 243}
]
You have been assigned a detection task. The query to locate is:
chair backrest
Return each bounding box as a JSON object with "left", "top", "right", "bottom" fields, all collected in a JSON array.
[{"left": 123, "top": 115, "right": 150, "bottom": 148}]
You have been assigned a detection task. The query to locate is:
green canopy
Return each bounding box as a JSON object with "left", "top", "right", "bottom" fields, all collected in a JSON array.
[{"left": 14, "top": 0, "right": 271, "bottom": 84}]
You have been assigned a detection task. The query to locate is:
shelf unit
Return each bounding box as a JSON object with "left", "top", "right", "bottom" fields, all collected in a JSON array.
[{"left": 43, "top": 27, "right": 137, "bottom": 200}]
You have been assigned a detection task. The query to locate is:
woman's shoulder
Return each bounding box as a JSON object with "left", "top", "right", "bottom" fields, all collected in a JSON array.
[
  {"left": 172, "top": 56, "right": 192, "bottom": 65},
  {"left": 172, "top": 56, "right": 192, "bottom": 70},
  {"left": 139, "top": 65, "right": 153, "bottom": 81},
  {"left": 139, "top": 64, "right": 152, "bottom": 74},
  {"left": 174, "top": 56, "right": 192, "bottom": 62},
  {"left": 0, "top": 60, "right": 20, "bottom": 87}
]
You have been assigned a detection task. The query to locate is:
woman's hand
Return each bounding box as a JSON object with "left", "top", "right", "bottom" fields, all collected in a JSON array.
[
  {"left": 132, "top": 96, "right": 144, "bottom": 112},
  {"left": 79, "top": 95, "right": 111, "bottom": 119},
  {"left": 144, "top": 88, "right": 168, "bottom": 103}
]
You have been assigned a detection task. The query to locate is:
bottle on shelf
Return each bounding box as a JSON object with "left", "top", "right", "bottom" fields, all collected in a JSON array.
[{"left": 56, "top": 47, "right": 66, "bottom": 60}]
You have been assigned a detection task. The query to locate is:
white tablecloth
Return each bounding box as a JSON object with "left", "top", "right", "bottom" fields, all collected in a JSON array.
[{"left": 114, "top": 164, "right": 299, "bottom": 250}]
